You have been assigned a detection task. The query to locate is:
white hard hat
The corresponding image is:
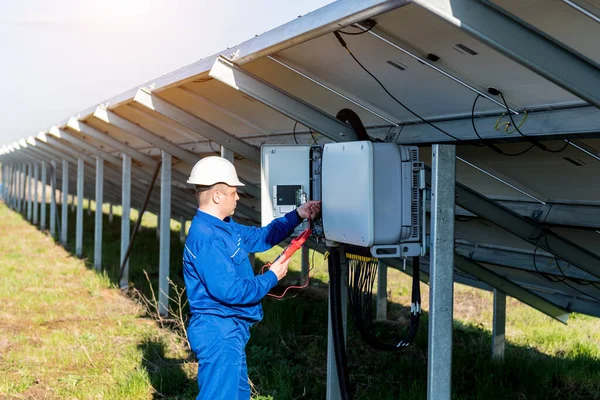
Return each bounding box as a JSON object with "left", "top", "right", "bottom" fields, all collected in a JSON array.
[{"left": 187, "top": 156, "right": 245, "bottom": 187}]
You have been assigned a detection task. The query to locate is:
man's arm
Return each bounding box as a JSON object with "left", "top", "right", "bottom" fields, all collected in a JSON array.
[
  {"left": 236, "top": 210, "right": 300, "bottom": 254},
  {"left": 237, "top": 201, "right": 321, "bottom": 254},
  {"left": 196, "top": 240, "right": 279, "bottom": 305}
]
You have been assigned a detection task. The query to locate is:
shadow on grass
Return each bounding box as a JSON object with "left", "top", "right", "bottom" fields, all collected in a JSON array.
[
  {"left": 138, "top": 338, "right": 197, "bottom": 399},
  {"left": 20, "top": 204, "right": 600, "bottom": 400}
]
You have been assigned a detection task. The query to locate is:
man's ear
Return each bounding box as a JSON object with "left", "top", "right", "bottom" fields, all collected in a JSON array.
[{"left": 212, "top": 189, "right": 221, "bottom": 204}]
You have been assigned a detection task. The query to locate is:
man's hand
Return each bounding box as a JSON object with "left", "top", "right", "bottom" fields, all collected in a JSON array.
[
  {"left": 269, "top": 256, "right": 291, "bottom": 281},
  {"left": 297, "top": 200, "right": 321, "bottom": 220}
]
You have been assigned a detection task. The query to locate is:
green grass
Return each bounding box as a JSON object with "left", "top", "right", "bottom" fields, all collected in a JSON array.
[
  {"left": 1, "top": 200, "right": 600, "bottom": 399},
  {"left": 0, "top": 202, "right": 197, "bottom": 399}
]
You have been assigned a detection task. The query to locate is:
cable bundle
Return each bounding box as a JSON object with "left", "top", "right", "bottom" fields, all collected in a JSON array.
[{"left": 347, "top": 251, "right": 421, "bottom": 351}]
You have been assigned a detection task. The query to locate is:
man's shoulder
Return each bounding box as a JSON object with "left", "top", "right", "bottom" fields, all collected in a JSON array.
[{"left": 187, "top": 220, "right": 215, "bottom": 245}]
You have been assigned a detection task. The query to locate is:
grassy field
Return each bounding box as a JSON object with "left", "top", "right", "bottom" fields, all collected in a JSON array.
[{"left": 1, "top": 200, "right": 599, "bottom": 399}]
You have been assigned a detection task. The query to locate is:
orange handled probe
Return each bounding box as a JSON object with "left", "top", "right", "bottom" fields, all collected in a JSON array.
[{"left": 278, "top": 225, "right": 312, "bottom": 263}]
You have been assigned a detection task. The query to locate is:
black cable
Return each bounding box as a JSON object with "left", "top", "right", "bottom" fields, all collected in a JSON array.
[
  {"left": 338, "top": 24, "right": 375, "bottom": 36},
  {"left": 336, "top": 109, "right": 371, "bottom": 141},
  {"left": 328, "top": 247, "right": 352, "bottom": 400},
  {"left": 292, "top": 121, "right": 299, "bottom": 144},
  {"left": 346, "top": 252, "right": 421, "bottom": 351},
  {"left": 471, "top": 94, "right": 535, "bottom": 156},
  {"left": 333, "top": 31, "right": 462, "bottom": 143},
  {"left": 498, "top": 92, "right": 571, "bottom": 153},
  {"left": 309, "top": 128, "right": 318, "bottom": 144},
  {"left": 207, "top": 140, "right": 221, "bottom": 155}
]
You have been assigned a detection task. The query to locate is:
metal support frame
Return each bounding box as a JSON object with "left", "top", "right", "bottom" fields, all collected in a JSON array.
[
  {"left": 455, "top": 242, "right": 599, "bottom": 282},
  {"left": 133, "top": 88, "right": 262, "bottom": 163},
  {"left": 376, "top": 260, "right": 388, "bottom": 321},
  {"left": 67, "top": 118, "right": 158, "bottom": 167},
  {"left": 33, "top": 163, "right": 39, "bottom": 225},
  {"left": 221, "top": 146, "right": 234, "bottom": 163},
  {"left": 492, "top": 289, "right": 506, "bottom": 360},
  {"left": 50, "top": 127, "right": 122, "bottom": 167},
  {"left": 93, "top": 106, "right": 260, "bottom": 200},
  {"left": 67, "top": 118, "right": 206, "bottom": 201},
  {"left": 450, "top": 200, "right": 600, "bottom": 230},
  {"left": 94, "top": 157, "right": 104, "bottom": 270},
  {"left": 50, "top": 161, "right": 57, "bottom": 237},
  {"left": 76, "top": 158, "right": 84, "bottom": 257},
  {"left": 411, "top": 0, "right": 600, "bottom": 108},
  {"left": 398, "top": 106, "right": 600, "bottom": 144},
  {"left": 27, "top": 163, "right": 32, "bottom": 221},
  {"left": 453, "top": 256, "right": 569, "bottom": 323},
  {"left": 19, "top": 164, "right": 25, "bottom": 213},
  {"left": 448, "top": 174, "right": 600, "bottom": 281},
  {"left": 61, "top": 159, "right": 69, "bottom": 247},
  {"left": 40, "top": 162, "right": 46, "bottom": 230},
  {"left": 178, "top": 87, "right": 272, "bottom": 135},
  {"left": 204, "top": 59, "right": 582, "bottom": 398},
  {"left": 109, "top": 203, "right": 113, "bottom": 223},
  {"left": 301, "top": 245, "right": 309, "bottom": 286},
  {"left": 209, "top": 56, "right": 357, "bottom": 142},
  {"left": 120, "top": 154, "right": 131, "bottom": 289},
  {"left": 158, "top": 151, "right": 172, "bottom": 317},
  {"left": 427, "top": 145, "right": 456, "bottom": 400}
]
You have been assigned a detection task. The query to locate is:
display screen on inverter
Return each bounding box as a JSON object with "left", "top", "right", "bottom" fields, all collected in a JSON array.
[{"left": 276, "top": 185, "right": 301, "bottom": 206}]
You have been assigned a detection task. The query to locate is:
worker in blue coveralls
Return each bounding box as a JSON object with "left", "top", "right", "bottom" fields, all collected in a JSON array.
[{"left": 183, "top": 156, "right": 320, "bottom": 400}]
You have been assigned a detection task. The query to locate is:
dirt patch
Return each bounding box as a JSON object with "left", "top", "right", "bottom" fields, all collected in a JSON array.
[{"left": 21, "top": 385, "right": 58, "bottom": 400}]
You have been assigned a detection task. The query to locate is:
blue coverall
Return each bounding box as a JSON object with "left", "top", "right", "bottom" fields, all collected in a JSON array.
[{"left": 183, "top": 208, "right": 301, "bottom": 400}]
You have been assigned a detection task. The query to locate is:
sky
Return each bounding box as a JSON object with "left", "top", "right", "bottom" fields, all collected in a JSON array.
[{"left": 0, "top": 0, "right": 334, "bottom": 146}]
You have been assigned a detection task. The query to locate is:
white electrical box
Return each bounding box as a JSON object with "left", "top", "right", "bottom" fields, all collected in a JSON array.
[
  {"left": 261, "top": 145, "right": 311, "bottom": 234},
  {"left": 261, "top": 141, "right": 422, "bottom": 257}
]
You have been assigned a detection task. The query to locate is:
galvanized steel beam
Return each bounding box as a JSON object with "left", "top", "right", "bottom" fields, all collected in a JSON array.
[
  {"left": 133, "top": 88, "right": 261, "bottom": 163},
  {"left": 427, "top": 145, "right": 456, "bottom": 400},
  {"left": 158, "top": 151, "right": 172, "bottom": 317},
  {"left": 209, "top": 56, "right": 358, "bottom": 142}
]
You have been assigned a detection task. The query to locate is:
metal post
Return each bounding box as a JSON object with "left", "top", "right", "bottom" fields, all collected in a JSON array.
[
  {"left": 33, "top": 163, "right": 39, "bottom": 226},
  {"left": 10, "top": 165, "right": 15, "bottom": 209},
  {"left": 158, "top": 151, "right": 172, "bottom": 317},
  {"left": 40, "top": 162, "right": 47, "bottom": 230},
  {"left": 76, "top": 158, "right": 84, "bottom": 257},
  {"left": 221, "top": 146, "right": 234, "bottom": 163},
  {"left": 120, "top": 154, "right": 131, "bottom": 289},
  {"left": 27, "top": 164, "right": 32, "bottom": 221},
  {"left": 70, "top": 192, "right": 75, "bottom": 212},
  {"left": 61, "top": 159, "right": 69, "bottom": 247},
  {"left": 16, "top": 164, "right": 20, "bottom": 211},
  {"left": 326, "top": 246, "right": 348, "bottom": 400},
  {"left": 301, "top": 245, "right": 309, "bottom": 286},
  {"left": 87, "top": 197, "right": 92, "bottom": 216},
  {"left": 14, "top": 164, "right": 19, "bottom": 210},
  {"left": 376, "top": 261, "right": 388, "bottom": 321},
  {"left": 179, "top": 217, "right": 186, "bottom": 243},
  {"left": 17, "top": 164, "right": 22, "bottom": 213},
  {"left": 22, "top": 163, "right": 27, "bottom": 214},
  {"left": 427, "top": 145, "right": 456, "bottom": 400},
  {"left": 50, "top": 161, "right": 57, "bottom": 237},
  {"left": 108, "top": 202, "right": 113, "bottom": 223},
  {"left": 94, "top": 157, "right": 104, "bottom": 271},
  {"left": 492, "top": 289, "right": 506, "bottom": 360}
]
